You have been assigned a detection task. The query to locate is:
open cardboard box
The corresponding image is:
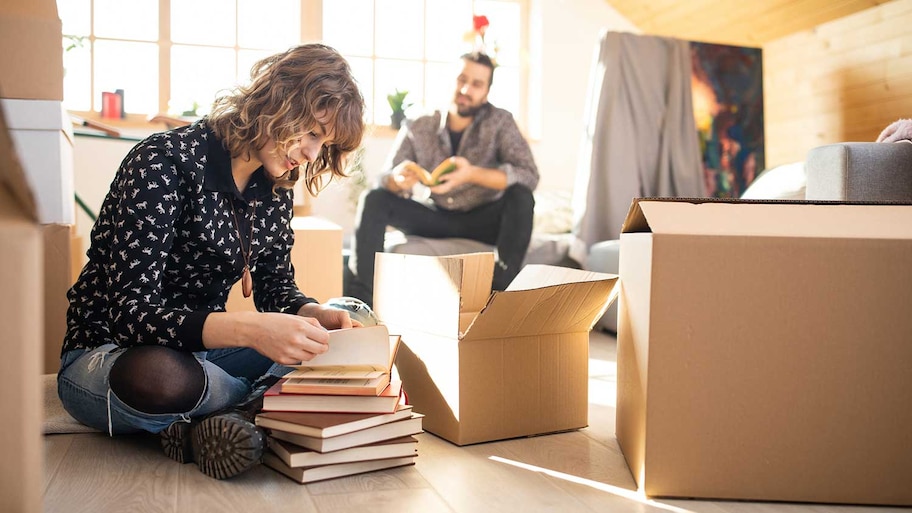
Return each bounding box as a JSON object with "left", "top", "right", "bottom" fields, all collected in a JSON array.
[
  {"left": 374, "top": 252, "right": 618, "bottom": 446},
  {"left": 0, "top": 91, "right": 45, "bottom": 513},
  {"left": 616, "top": 197, "right": 912, "bottom": 506}
]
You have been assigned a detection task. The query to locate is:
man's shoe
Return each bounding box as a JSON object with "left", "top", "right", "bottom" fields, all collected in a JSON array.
[{"left": 160, "top": 412, "right": 265, "bottom": 480}]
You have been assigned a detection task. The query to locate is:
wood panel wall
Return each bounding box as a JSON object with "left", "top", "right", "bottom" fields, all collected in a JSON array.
[{"left": 763, "top": 0, "right": 912, "bottom": 167}]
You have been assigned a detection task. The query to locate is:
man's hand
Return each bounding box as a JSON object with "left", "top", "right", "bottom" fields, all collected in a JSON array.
[
  {"left": 430, "top": 156, "right": 475, "bottom": 194},
  {"left": 432, "top": 156, "right": 508, "bottom": 192},
  {"left": 386, "top": 160, "right": 421, "bottom": 192}
]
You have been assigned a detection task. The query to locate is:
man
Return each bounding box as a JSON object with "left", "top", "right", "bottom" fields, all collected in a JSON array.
[{"left": 346, "top": 52, "right": 539, "bottom": 306}]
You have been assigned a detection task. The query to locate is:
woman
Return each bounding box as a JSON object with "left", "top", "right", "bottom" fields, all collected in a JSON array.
[{"left": 58, "top": 44, "right": 365, "bottom": 480}]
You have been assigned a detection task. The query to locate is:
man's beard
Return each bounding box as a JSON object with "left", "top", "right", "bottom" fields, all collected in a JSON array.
[{"left": 456, "top": 102, "right": 486, "bottom": 118}]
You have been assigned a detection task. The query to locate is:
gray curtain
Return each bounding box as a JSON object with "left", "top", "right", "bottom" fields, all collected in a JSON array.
[{"left": 570, "top": 31, "right": 705, "bottom": 263}]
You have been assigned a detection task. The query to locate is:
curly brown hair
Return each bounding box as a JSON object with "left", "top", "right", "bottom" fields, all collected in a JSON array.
[{"left": 208, "top": 44, "right": 365, "bottom": 195}]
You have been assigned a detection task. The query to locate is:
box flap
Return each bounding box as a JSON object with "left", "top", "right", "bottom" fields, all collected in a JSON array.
[
  {"left": 374, "top": 253, "right": 465, "bottom": 337},
  {"left": 621, "top": 197, "right": 912, "bottom": 239},
  {"left": 0, "top": 102, "right": 37, "bottom": 221},
  {"left": 464, "top": 265, "right": 618, "bottom": 339}
]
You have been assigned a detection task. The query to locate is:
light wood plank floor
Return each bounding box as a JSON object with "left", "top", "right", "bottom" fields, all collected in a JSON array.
[{"left": 43, "top": 331, "right": 910, "bottom": 513}]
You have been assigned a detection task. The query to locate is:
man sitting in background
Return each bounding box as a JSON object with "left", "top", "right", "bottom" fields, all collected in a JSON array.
[{"left": 345, "top": 52, "right": 539, "bottom": 306}]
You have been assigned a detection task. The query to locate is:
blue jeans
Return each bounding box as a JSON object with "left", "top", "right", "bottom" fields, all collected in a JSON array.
[{"left": 58, "top": 344, "right": 292, "bottom": 436}]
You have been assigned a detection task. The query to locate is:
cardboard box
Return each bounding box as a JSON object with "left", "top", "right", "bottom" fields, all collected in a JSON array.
[
  {"left": 616, "top": 198, "right": 912, "bottom": 506},
  {"left": 0, "top": 89, "right": 44, "bottom": 513},
  {"left": 0, "top": 0, "right": 63, "bottom": 101},
  {"left": 226, "top": 216, "right": 343, "bottom": 310},
  {"left": 374, "top": 252, "right": 619, "bottom": 445},
  {"left": 43, "top": 224, "right": 74, "bottom": 374},
  {"left": 1, "top": 98, "right": 75, "bottom": 224}
]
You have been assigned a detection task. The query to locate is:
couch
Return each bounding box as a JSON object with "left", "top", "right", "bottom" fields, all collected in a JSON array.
[{"left": 588, "top": 140, "right": 912, "bottom": 333}]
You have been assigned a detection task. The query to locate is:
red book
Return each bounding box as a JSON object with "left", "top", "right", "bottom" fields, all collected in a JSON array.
[{"left": 262, "top": 379, "right": 404, "bottom": 414}]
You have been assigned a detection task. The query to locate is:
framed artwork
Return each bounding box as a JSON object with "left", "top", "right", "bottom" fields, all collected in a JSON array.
[{"left": 691, "top": 42, "right": 765, "bottom": 198}]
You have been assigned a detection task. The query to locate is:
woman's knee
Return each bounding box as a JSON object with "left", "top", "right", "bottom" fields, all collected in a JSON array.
[{"left": 110, "top": 346, "right": 204, "bottom": 414}]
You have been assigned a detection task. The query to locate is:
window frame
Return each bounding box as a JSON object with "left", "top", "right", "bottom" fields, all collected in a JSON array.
[{"left": 61, "top": 0, "right": 530, "bottom": 132}]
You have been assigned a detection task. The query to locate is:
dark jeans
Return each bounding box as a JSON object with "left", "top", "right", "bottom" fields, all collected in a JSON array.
[{"left": 346, "top": 184, "right": 535, "bottom": 306}]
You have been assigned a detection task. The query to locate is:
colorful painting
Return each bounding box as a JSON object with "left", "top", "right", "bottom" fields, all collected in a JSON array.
[{"left": 691, "top": 42, "right": 765, "bottom": 198}]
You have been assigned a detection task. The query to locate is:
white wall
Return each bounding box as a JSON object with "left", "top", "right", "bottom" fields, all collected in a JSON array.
[
  {"left": 72, "top": 1, "right": 640, "bottom": 247},
  {"left": 534, "top": 0, "right": 638, "bottom": 193}
]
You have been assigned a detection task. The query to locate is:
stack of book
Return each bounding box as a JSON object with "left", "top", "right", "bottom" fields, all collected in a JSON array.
[{"left": 257, "top": 325, "right": 424, "bottom": 484}]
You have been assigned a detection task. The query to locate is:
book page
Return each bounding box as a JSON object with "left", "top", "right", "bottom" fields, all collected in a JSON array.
[
  {"left": 291, "top": 325, "right": 394, "bottom": 370},
  {"left": 284, "top": 368, "right": 386, "bottom": 380}
]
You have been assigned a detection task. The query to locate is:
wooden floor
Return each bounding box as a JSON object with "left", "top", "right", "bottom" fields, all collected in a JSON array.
[{"left": 43, "top": 331, "right": 908, "bottom": 513}]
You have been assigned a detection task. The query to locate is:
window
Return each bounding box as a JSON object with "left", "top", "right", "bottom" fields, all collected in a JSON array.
[{"left": 57, "top": 0, "right": 529, "bottom": 129}]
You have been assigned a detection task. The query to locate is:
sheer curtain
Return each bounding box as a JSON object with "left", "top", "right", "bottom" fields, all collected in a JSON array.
[{"left": 570, "top": 31, "right": 705, "bottom": 263}]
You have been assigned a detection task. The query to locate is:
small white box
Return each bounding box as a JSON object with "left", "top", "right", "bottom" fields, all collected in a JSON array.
[{"left": 1, "top": 98, "right": 74, "bottom": 224}]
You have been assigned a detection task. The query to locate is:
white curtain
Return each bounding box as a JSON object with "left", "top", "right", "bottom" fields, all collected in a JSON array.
[{"left": 570, "top": 31, "right": 705, "bottom": 263}]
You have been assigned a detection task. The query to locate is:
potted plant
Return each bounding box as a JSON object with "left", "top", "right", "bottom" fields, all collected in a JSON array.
[{"left": 387, "top": 89, "right": 412, "bottom": 130}]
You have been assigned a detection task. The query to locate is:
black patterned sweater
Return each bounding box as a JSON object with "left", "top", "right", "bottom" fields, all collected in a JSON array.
[{"left": 62, "top": 120, "right": 316, "bottom": 355}]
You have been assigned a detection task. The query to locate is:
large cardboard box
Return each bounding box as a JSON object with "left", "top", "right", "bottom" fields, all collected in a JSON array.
[
  {"left": 1, "top": 98, "right": 75, "bottom": 225},
  {"left": 374, "top": 252, "right": 619, "bottom": 445},
  {"left": 0, "top": 93, "right": 44, "bottom": 513},
  {"left": 0, "top": 0, "right": 63, "bottom": 101},
  {"left": 616, "top": 198, "right": 912, "bottom": 506},
  {"left": 226, "top": 216, "right": 343, "bottom": 310}
]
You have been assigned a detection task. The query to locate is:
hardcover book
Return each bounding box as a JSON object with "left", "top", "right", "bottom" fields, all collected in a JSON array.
[
  {"left": 256, "top": 404, "right": 414, "bottom": 438},
  {"left": 267, "top": 435, "right": 418, "bottom": 468},
  {"left": 262, "top": 380, "right": 404, "bottom": 414},
  {"left": 269, "top": 413, "right": 424, "bottom": 453},
  {"left": 263, "top": 452, "right": 416, "bottom": 484}
]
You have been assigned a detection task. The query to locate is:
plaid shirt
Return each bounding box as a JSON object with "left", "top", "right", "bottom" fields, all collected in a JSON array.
[
  {"left": 381, "top": 102, "right": 539, "bottom": 211},
  {"left": 63, "top": 120, "right": 315, "bottom": 354}
]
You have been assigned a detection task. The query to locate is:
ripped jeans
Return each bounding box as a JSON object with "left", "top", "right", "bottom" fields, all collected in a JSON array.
[{"left": 57, "top": 344, "right": 292, "bottom": 436}]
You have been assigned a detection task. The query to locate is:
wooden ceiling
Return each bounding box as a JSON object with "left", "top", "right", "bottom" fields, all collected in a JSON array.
[{"left": 606, "top": 0, "right": 892, "bottom": 47}]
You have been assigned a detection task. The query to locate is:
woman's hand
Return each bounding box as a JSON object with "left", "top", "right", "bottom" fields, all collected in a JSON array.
[
  {"left": 297, "top": 302, "right": 361, "bottom": 329},
  {"left": 202, "top": 311, "right": 332, "bottom": 366}
]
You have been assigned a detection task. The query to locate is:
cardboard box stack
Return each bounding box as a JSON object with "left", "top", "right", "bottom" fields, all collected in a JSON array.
[
  {"left": 374, "top": 252, "right": 619, "bottom": 445},
  {"left": 616, "top": 198, "right": 912, "bottom": 506},
  {"left": 0, "top": 89, "right": 44, "bottom": 513},
  {"left": 1, "top": 0, "right": 76, "bottom": 374},
  {"left": 255, "top": 325, "right": 423, "bottom": 484}
]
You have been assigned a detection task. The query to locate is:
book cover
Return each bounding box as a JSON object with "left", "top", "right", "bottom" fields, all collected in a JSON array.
[
  {"left": 256, "top": 404, "right": 414, "bottom": 438},
  {"left": 262, "top": 380, "right": 404, "bottom": 414},
  {"left": 269, "top": 413, "right": 424, "bottom": 453},
  {"left": 279, "top": 373, "right": 391, "bottom": 396},
  {"left": 406, "top": 158, "right": 456, "bottom": 186},
  {"left": 267, "top": 435, "right": 418, "bottom": 468},
  {"left": 263, "top": 452, "right": 416, "bottom": 484}
]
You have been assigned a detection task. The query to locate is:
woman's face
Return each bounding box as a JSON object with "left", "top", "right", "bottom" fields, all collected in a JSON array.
[{"left": 256, "top": 115, "right": 336, "bottom": 179}]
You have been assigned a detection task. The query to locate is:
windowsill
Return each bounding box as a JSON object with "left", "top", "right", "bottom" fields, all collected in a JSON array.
[{"left": 68, "top": 109, "right": 404, "bottom": 141}]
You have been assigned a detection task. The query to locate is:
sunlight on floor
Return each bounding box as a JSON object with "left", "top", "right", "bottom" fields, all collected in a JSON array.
[
  {"left": 588, "top": 357, "right": 617, "bottom": 407},
  {"left": 489, "top": 456, "right": 697, "bottom": 513}
]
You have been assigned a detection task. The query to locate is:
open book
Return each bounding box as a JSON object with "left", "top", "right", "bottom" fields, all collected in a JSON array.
[
  {"left": 406, "top": 158, "right": 456, "bottom": 186},
  {"left": 281, "top": 325, "right": 400, "bottom": 396}
]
